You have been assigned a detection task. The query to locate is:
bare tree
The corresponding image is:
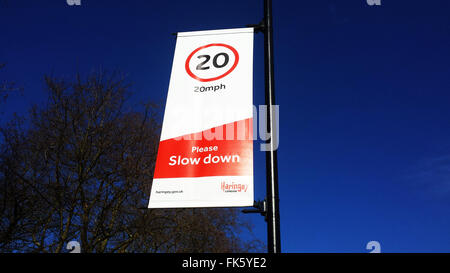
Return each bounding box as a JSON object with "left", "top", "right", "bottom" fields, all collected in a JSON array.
[
  {"left": 0, "top": 71, "right": 263, "bottom": 253},
  {"left": 0, "top": 63, "right": 21, "bottom": 104}
]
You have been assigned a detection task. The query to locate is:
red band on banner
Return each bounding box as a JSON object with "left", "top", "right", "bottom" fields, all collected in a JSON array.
[{"left": 154, "top": 118, "right": 253, "bottom": 179}]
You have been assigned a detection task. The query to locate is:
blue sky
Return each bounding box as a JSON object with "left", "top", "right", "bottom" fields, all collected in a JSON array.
[{"left": 1, "top": 0, "right": 450, "bottom": 252}]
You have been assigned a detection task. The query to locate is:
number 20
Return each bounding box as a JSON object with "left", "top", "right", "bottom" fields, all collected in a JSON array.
[{"left": 196, "top": 53, "right": 229, "bottom": 70}]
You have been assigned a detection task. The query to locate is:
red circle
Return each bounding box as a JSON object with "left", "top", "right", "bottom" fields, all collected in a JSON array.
[{"left": 185, "top": 43, "right": 239, "bottom": 82}]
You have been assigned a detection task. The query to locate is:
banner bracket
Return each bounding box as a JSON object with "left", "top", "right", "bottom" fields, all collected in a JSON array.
[
  {"left": 242, "top": 199, "right": 267, "bottom": 219},
  {"left": 246, "top": 20, "right": 265, "bottom": 34}
]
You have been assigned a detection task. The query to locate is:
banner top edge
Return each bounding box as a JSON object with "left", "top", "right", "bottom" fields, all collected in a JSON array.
[{"left": 177, "top": 27, "right": 254, "bottom": 38}]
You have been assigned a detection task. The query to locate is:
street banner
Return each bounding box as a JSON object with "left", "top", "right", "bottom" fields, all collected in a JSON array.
[{"left": 148, "top": 28, "right": 254, "bottom": 208}]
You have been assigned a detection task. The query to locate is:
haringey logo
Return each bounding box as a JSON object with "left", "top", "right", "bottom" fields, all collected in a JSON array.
[{"left": 221, "top": 181, "right": 248, "bottom": 193}]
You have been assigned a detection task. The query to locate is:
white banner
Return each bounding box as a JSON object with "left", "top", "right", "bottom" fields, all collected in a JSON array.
[{"left": 148, "top": 28, "right": 254, "bottom": 208}]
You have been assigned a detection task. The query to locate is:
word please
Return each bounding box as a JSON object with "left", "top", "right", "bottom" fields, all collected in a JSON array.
[
  {"left": 192, "top": 145, "right": 218, "bottom": 153},
  {"left": 169, "top": 154, "right": 240, "bottom": 166}
]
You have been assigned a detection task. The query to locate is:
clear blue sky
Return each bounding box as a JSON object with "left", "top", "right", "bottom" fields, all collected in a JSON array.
[{"left": 1, "top": 0, "right": 450, "bottom": 252}]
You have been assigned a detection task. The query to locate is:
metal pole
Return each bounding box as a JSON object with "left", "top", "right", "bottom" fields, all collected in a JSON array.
[{"left": 263, "top": 0, "right": 281, "bottom": 253}]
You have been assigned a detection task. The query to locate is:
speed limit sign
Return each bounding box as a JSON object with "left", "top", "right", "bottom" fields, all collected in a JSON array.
[
  {"left": 149, "top": 28, "right": 254, "bottom": 208},
  {"left": 185, "top": 43, "right": 239, "bottom": 82}
]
